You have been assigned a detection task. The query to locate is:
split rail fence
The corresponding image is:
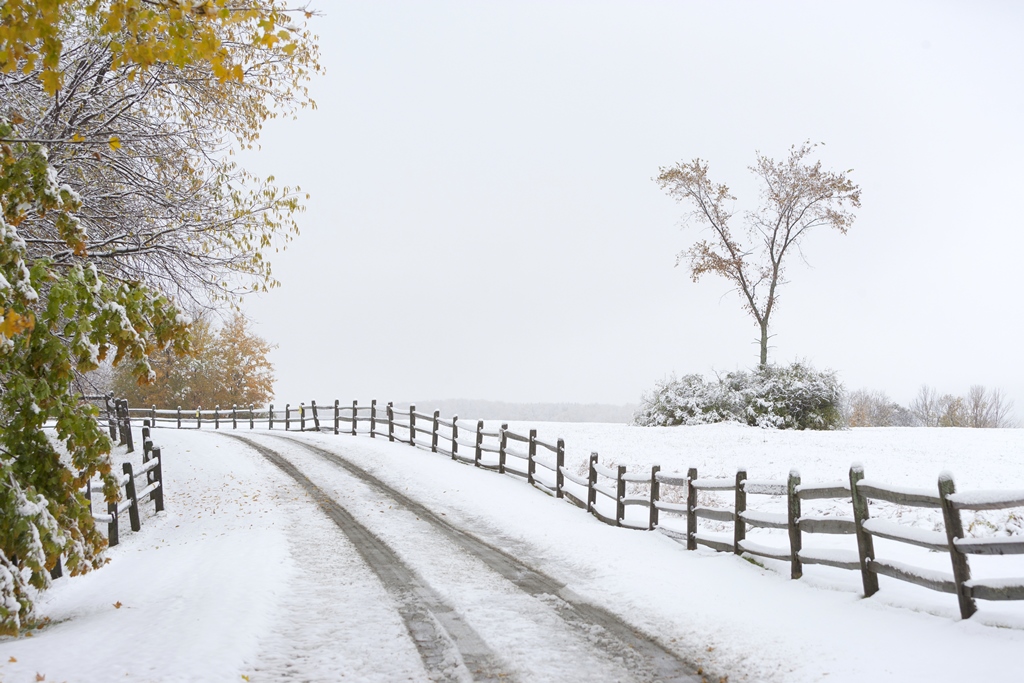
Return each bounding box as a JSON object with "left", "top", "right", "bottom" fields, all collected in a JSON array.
[{"left": 135, "top": 398, "right": 1024, "bottom": 620}]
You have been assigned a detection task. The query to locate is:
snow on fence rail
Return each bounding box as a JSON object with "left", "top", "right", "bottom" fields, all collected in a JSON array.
[{"left": 139, "top": 397, "right": 1024, "bottom": 621}]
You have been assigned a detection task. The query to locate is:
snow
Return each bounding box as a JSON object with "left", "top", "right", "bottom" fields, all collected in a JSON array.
[{"left": 3, "top": 423, "right": 1024, "bottom": 681}]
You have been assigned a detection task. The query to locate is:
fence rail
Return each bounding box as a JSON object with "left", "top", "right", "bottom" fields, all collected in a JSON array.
[{"left": 142, "top": 396, "right": 1024, "bottom": 621}]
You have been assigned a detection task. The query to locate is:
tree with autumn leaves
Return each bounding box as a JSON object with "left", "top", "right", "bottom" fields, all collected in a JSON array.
[
  {"left": 0, "top": 1, "right": 318, "bottom": 633},
  {"left": 111, "top": 313, "right": 275, "bottom": 409}
]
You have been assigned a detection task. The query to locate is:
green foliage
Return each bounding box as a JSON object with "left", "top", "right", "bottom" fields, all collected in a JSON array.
[
  {"left": 634, "top": 362, "right": 844, "bottom": 431},
  {"left": 0, "top": 122, "right": 189, "bottom": 634}
]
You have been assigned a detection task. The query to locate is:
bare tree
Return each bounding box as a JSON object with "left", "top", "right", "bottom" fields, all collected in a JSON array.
[
  {"left": 910, "top": 385, "right": 939, "bottom": 427},
  {"left": 656, "top": 143, "right": 861, "bottom": 367}
]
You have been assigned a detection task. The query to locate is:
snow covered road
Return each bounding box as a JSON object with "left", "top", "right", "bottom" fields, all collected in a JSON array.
[{"left": 235, "top": 433, "right": 701, "bottom": 682}]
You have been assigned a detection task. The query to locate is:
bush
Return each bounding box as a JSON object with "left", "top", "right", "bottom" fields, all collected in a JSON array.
[{"left": 634, "top": 362, "right": 844, "bottom": 430}]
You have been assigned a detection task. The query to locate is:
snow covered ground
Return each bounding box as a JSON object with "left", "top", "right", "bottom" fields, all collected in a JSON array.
[{"left": 2, "top": 422, "right": 1023, "bottom": 682}]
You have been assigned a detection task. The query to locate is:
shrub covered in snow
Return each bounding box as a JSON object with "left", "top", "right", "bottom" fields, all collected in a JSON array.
[{"left": 633, "top": 363, "right": 844, "bottom": 430}]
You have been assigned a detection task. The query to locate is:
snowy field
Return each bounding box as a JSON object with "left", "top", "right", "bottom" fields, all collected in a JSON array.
[{"left": 1, "top": 422, "right": 1023, "bottom": 682}]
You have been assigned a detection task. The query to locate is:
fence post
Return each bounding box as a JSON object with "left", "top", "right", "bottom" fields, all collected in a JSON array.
[
  {"left": 734, "top": 468, "right": 747, "bottom": 555},
  {"left": 232, "top": 404, "right": 237, "bottom": 429},
  {"left": 939, "top": 473, "right": 977, "bottom": 619},
  {"left": 498, "top": 423, "right": 508, "bottom": 473},
  {"left": 334, "top": 400, "right": 340, "bottom": 435},
  {"left": 474, "top": 420, "right": 483, "bottom": 467},
  {"left": 433, "top": 412, "right": 441, "bottom": 453},
  {"left": 177, "top": 405, "right": 181, "bottom": 429},
  {"left": 352, "top": 400, "right": 359, "bottom": 436},
  {"left": 285, "top": 404, "right": 291, "bottom": 430},
  {"left": 121, "top": 400, "right": 134, "bottom": 453},
  {"left": 214, "top": 405, "right": 220, "bottom": 430},
  {"left": 196, "top": 406, "right": 201, "bottom": 429},
  {"left": 451, "top": 416, "right": 458, "bottom": 460},
  {"left": 787, "top": 470, "right": 802, "bottom": 579},
  {"left": 151, "top": 405, "right": 156, "bottom": 426},
  {"left": 686, "top": 467, "right": 698, "bottom": 550},
  {"left": 107, "top": 499, "right": 119, "bottom": 547},
  {"left": 650, "top": 465, "right": 661, "bottom": 530},
  {"left": 850, "top": 464, "right": 879, "bottom": 597},
  {"left": 269, "top": 404, "right": 274, "bottom": 430},
  {"left": 555, "top": 439, "right": 565, "bottom": 499},
  {"left": 250, "top": 404, "right": 254, "bottom": 430},
  {"left": 387, "top": 402, "right": 394, "bottom": 442},
  {"left": 116, "top": 399, "right": 126, "bottom": 445},
  {"left": 587, "top": 453, "right": 598, "bottom": 513},
  {"left": 410, "top": 405, "right": 417, "bottom": 446},
  {"left": 300, "top": 403, "right": 306, "bottom": 431},
  {"left": 151, "top": 446, "right": 164, "bottom": 512},
  {"left": 122, "top": 463, "right": 141, "bottom": 532},
  {"left": 370, "top": 399, "right": 377, "bottom": 438},
  {"left": 106, "top": 394, "right": 117, "bottom": 440},
  {"left": 312, "top": 400, "right": 321, "bottom": 431},
  {"left": 615, "top": 465, "right": 626, "bottom": 526},
  {"left": 528, "top": 429, "right": 537, "bottom": 485}
]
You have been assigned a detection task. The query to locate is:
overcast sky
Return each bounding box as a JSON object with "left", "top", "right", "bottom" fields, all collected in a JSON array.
[{"left": 237, "top": 0, "right": 1024, "bottom": 412}]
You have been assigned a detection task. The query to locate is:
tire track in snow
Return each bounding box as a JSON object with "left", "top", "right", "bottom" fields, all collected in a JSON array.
[
  {"left": 230, "top": 435, "right": 514, "bottom": 683},
  {"left": 253, "top": 434, "right": 703, "bottom": 683}
]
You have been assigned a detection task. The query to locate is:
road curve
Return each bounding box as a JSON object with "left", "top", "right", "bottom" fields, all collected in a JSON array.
[{"left": 229, "top": 433, "right": 703, "bottom": 683}]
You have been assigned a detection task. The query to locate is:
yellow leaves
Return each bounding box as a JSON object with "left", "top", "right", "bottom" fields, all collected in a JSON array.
[
  {"left": 108, "top": 135, "right": 121, "bottom": 151},
  {"left": 39, "top": 68, "right": 62, "bottom": 94},
  {"left": 1, "top": 309, "right": 35, "bottom": 340},
  {"left": 71, "top": 132, "right": 85, "bottom": 143}
]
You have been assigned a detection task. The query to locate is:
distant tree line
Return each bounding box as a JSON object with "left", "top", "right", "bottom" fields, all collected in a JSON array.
[{"left": 844, "top": 385, "right": 1016, "bottom": 428}]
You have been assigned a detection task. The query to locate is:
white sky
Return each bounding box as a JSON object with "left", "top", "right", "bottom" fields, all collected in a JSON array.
[{"left": 239, "top": 0, "right": 1024, "bottom": 411}]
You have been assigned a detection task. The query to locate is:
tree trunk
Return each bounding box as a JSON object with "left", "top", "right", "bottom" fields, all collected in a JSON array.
[{"left": 759, "top": 321, "right": 769, "bottom": 368}]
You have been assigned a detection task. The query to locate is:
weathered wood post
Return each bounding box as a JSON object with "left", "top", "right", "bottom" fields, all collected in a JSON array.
[
  {"left": 850, "top": 464, "right": 879, "bottom": 597},
  {"left": 122, "top": 463, "right": 141, "bottom": 532},
  {"left": 370, "top": 399, "right": 377, "bottom": 438},
  {"left": 249, "top": 404, "right": 255, "bottom": 430},
  {"left": 106, "top": 394, "right": 117, "bottom": 440},
  {"left": 107, "top": 499, "right": 119, "bottom": 547},
  {"left": 285, "top": 404, "right": 291, "bottom": 430},
  {"left": 151, "top": 446, "right": 165, "bottom": 512},
  {"left": 787, "top": 470, "right": 803, "bottom": 579},
  {"left": 232, "top": 404, "right": 238, "bottom": 430},
  {"left": 587, "top": 452, "right": 598, "bottom": 513},
  {"left": 451, "top": 416, "right": 459, "bottom": 460},
  {"left": 410, "top": 405, "right": 418, "bottom": 446},
  {"left": 116, "top": 399, "right": 126, "bottom": 445},
  {"left": 214, "top": 405, "right": 220, "bottom": 430},
  {"left": 299, "top": 403, "right": 306, "bottom": 431},
  {"left": 387, "top": 402, "right": 394, "bottom": 442},
  {"left": 352, "top": 400, "right": 359, "bottom": 436},
  {"left": 527, "top": 429, "right": 537, "bottom": 485},
  {"left": 333, "top": 400, "right": 340, "bottom": 435},
  {"left": 151, "top": 405, "right": 156, "bottom": 426},
  {"left": 432, "top": 411, "right": 441, "bottom": 453},
  {"left": 939, "top": 473, "right": 977, "bottom": 619},
  {"left": 555, "top": 439, "right": 565, "bottom": 499},
  {"left": 196, "top": 406, "right": 201, "bottom": 429},
  {"left": 498, "top": 424, "right": 508, "bottom": 473},
  {"left": 650, "top": 465, "right": 661, "bottom": 530},
  {"left": 122, "top": 400, "right": 134, "bottom": 453},
  {"left": 311, "top": 400, "right": 321, "bottom": 432},
  {"left": 734, "top": 468, "right": 747, "bottom": 555},
  {"left": 474, "top": 420, "right": 483, "bottom": 467},
  {"left": 268, "top": 404, "right": 274, "bottom": 430},
  {"left": 177, "top": 405, "right": 182, "bottom": 429},
  {"left": 686, "top": 467, "right": 698, "bottom": 550},
  {"left": 615, "top": 465, "right": 626, "bottom": 526}
]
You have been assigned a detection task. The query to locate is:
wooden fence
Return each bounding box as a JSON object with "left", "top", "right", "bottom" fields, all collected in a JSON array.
[{"left": 137, "top": 398, "right": 1024, "bottom": 620}]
